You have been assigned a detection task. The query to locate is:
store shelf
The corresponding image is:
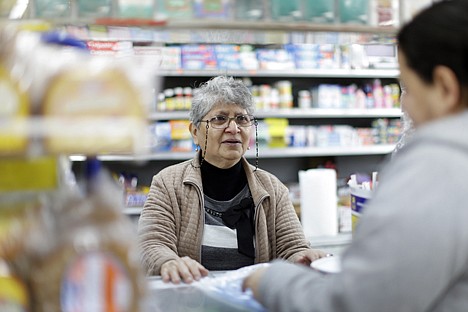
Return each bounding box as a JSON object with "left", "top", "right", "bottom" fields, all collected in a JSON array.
[
  {"left": 45, "top": 18, "right": 398, "bottom": 34},
  {"left": 162, "top": 20, "right": 398, "bottom": 35},
  {"left": 149, "top": 108, "right": 402, "bottom": 121},
  {"left": 19, "top": 18, "right": 394, "bottom": 33},
  {"left": 252, "top": 145, "right": 396, "bottom": 158},
  {"left": 159, "top": 68, "right": 399, "bottom": 79},
  {"left": 69, "top": 144, "right": 395, "bottom": 162},
  {"left": 255, "top": 108, "right": 401, "bottom": 118},
  {"left": 123, "top": 207, "right": 143, "bottom": 215}
]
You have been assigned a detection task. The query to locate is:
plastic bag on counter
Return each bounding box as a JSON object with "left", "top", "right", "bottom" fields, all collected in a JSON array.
[
  {"left": 147, "top": 263, "right": 269, "bottom": 312},
  {"left": 28, "top": 159, "right": 147, "bottom": 312},
  {"left": 196, "top": 263, "right": 269, "bottom": 312}
]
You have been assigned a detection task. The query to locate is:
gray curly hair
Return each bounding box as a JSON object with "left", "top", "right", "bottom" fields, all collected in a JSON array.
[{"left": 189, "top": 76, "right": 254, "bottom": 128}]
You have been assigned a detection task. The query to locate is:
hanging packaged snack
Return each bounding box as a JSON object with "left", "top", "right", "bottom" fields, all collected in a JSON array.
[
  {"left": 41, "top": 63, "right": 147, "bottom": 155},
  {"left": 28, "top": 160, "right": 146, "bottom": 312},
  {"left": 0, "top": 193, "right": 46, "bottom": 265},
  {"left": 1, "top": 28, "right": 154, "bottom": 157},
  {"left": 0, "top": 193, "right": 50, "bottom": 311},
  {"left": 0, "top": 259, "right": 30, "bottom": 312},
  {"left": 0, "top": 28, "right": 31, "bottom": 156},
  {"left": 0, "top": 65, "right": 30, "bottom": 156}
]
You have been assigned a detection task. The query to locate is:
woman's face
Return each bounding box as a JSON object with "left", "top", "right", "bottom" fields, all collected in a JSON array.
[{"left": 190, "top": 103, "right": 253, "bottom": 169}]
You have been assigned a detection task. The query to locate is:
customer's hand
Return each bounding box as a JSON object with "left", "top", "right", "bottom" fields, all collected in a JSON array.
[
  {"left": 160, "top": 256, "right": 209, "bottom": 284},
  {"left": 290, "top": 249, "right": 327, "bottom": 266},
  {"left": 242, "top": 267, "right": 268, "bottom": 299}
]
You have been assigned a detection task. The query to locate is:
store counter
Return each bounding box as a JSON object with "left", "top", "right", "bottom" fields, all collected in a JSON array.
[
  {"left": 143, "top": 256, "right": 342, "bottom": 311},
  {"left": 144, "top": 265, "right": 268, "bottom": 312}
]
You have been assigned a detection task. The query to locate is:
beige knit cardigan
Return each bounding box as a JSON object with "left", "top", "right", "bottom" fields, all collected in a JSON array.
[{"left": 138, "top": 154, "right": 312, "bottom": 275}]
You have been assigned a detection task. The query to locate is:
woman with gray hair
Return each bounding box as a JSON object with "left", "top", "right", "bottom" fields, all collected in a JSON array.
[{"left": 138, "top": 76, "right": 326, "bottom": 284}]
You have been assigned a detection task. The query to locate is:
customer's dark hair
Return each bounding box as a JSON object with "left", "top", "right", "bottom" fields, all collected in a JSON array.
[{"left": 398, "top": 0, "right": 468, "bottom": 88}]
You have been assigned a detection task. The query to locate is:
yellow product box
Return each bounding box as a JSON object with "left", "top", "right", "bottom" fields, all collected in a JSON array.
[
  {"left": 264, "top": 118, "right": 288, "bottom": 148},
  {"left": 170, "top": 120, "right": 191, "bottom": 140},
  {"left": 0, "top": 157, "right": 58, "bottom": 192},
  {"left": 169, "top": 120, "right": 192, "bottom": 152}
]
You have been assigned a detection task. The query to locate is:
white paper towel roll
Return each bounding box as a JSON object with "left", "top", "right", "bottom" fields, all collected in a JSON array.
[{"left": 299, "top": 168, "right": 338, "bottom": 238}]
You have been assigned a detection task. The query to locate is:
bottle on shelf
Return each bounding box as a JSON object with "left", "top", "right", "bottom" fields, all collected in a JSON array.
[{"left": 298, "top": 90, "right": 312, "bottom": 109}]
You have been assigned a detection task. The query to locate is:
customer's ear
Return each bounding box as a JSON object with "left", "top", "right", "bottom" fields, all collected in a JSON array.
[{"left": 433, "top": 65, "right": 461, "bottom": 112}]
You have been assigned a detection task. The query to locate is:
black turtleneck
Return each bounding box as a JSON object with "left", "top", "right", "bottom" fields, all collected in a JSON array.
[{"left": 201, "top": 160, "right": 247, "bottom": 201}]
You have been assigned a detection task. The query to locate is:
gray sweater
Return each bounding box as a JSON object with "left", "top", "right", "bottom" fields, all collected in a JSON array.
[{"left": 258, "top": 110, "right": 468, "bottom": 312}]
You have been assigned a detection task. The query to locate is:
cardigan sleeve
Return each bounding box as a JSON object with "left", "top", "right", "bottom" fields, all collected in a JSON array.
[
  {"left": 271, "top": 179, "right": 311, "bottom": 260},
  {"left": 137, "top": 171, "right": 181, "bottom": 275}
]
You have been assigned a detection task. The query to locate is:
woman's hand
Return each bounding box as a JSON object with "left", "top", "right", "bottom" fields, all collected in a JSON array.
[
  {"left": 290, "top": 249, "right": 328, "bottom": 266},
  {"left": 160, "top": 256, "right": 209, "bottom": 284}
]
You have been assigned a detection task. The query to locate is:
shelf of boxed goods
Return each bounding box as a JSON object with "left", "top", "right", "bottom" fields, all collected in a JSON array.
[
  {"left": 67, "top": 106, "right": 400, "bottom": 163},
  {"left": 54, "top": 20, "right": 398, "bottom": 45}
]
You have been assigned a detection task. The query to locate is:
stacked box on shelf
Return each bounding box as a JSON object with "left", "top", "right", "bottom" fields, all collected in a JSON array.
[
  {"left": 285, "top": 44, "right": 320, "bottom": 69},
  {"left": 214, "top": 45, "right": 242, "bottom": 70},
  {"left": 148, "top": 122, "right": 171, "bottom": 152},
  {"left": 256, "top": 49, "right": 295, "bottom": 70},
  {"left": 311, "top": 81, "right": 400, "bottom": 109},
  {"left": 286, "top": 126, "right": 308, "bottom": 147},
  {"left": 148, "top": 120, "right": 193, "bottom": 152},
  {"left": 170, "top": 120, "right": 192, "bottom": 152},
  {"left": 372, "top": 118, "right": 401, "bottom": 144},
  {"left": 250, "top": 119, "right": 402, "bottom": 150},
  {"left": 239, "top": 45, "right": 259, "bottom": 70},
  {"left": 316, "top": 125, "right": 358, "bottom": 147},
  {"left": 181, "top": 44, "right": 217, "bottom": 70}
]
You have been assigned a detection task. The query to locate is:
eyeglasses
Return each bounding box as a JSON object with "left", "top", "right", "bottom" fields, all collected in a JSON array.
[{"left": 201, "top": 114, "right": 256, "bottom": 129}]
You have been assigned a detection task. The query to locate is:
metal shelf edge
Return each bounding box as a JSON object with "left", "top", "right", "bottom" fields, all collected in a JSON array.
[{"left": 70, "top": 144, "right": 395, "bottom": 162}]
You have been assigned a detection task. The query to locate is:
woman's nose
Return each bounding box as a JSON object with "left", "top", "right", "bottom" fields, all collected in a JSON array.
[{"left": 225, "top": 119, "right": 240, "bottom": 132}]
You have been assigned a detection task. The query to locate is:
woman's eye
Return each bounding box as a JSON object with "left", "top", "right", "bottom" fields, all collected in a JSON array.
[{"left": 213, "top": 116, "right": 227, "bottom": 122}]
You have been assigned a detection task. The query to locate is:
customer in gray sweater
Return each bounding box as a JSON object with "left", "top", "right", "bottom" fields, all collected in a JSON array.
[{"left": 243, "top": 1, "right": 468, "bottom": 311}]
